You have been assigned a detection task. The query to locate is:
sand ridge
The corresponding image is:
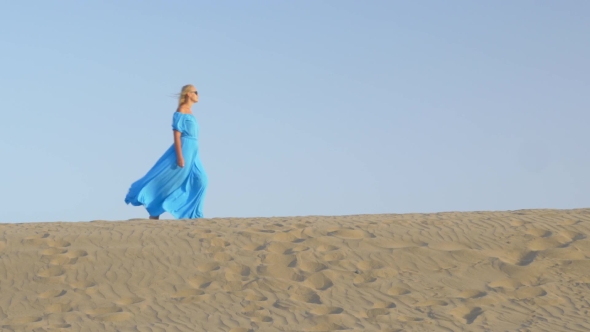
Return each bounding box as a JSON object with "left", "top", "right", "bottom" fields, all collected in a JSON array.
[{"left": 0, "top": 208, "right": 589, "bottom": 331}]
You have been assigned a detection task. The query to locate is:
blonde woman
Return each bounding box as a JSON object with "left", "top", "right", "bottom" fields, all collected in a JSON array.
[{"left": 125, "top": 85, "right": 208, "bottom": 219}]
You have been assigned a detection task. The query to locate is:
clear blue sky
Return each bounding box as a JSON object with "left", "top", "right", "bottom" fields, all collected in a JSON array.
[{"left": 1, "top": 1, "right": 588, "bottom": 223}]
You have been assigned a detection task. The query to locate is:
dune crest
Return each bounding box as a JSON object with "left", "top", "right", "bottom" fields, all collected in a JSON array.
[{"left": 0, "top": 209, "right": 589, "bottom": 331}]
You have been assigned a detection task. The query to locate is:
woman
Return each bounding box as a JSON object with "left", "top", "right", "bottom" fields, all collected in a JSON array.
[{"left": 125, "top": 84, "right": 208, "bottom": 219}]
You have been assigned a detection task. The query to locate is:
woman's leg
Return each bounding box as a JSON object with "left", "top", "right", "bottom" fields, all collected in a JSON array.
[{"left": 147, "top": 204, "right": 164, "bottom": 220}]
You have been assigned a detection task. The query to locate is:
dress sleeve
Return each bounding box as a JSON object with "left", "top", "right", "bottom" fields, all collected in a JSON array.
[{"left": 172, "top": 113, "right": 184, "bottom": 133}]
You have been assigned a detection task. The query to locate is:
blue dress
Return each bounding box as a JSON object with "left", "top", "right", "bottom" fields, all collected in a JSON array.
[{"left": 125, "top": 112, "right": 208, "bottom": 218}]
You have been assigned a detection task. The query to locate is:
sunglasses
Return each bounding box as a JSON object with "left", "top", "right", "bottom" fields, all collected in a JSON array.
[{"left": 193, "top": 91, "right": 198, "bottom": 95}]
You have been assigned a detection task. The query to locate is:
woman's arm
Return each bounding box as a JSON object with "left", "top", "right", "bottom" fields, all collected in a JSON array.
[{"left": 173, "top": 130, "right": 184, "bottom": 167}]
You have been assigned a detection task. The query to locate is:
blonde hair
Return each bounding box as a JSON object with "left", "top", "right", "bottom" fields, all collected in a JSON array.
[{"left": 177, "top": 84, "right": 195, "bottom": 106}]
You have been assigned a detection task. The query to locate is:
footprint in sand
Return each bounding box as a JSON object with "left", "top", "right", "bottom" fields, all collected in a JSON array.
[
  {"left": 370, "top": 239, "right": 427, "bottom": 249},
  {"left": 115, "top": 297, "right": 145, "bottom": 305},
  {"left": 244, "top": 293, "right": 268, "bottom": 302},
  {"left": 366, "top": 308, "right": 391, "bottom": 319},
  {"left": 321, "top": 252, "right": 345, "bottom": 262},
  {"left": 299, "top": 261, "right": 327, "bottom": 273},
  {"left": 428, "top": 242, "right": 470, "bottom": 251},
  {"left": 197, "top": 262, "right": 220, "bottom": 272},
  {"left": 22, "top": 233, "right": 49, "bottom": 246},
  {"left": 289, "top": 286, "right": 322, "bottom": 304},
  {"left": 66, "top": 249, "right": 88, "bottom": 258},
  {"left": 304, "top": 273, "right": 333, "bottom": 291},
  {"left": 229, "top": 328, "right": 253, "bottom": 332},
  {"left": 457, "top": 290, "right": 487, "bottom": 299},
  {"left": 188, "top": 229, "right": 211, "bottom": 239},
  {"left": 248, "top": 227, "right": 276, "bottom": 234},
  {"left": 48, "top": 249, "right": 88, "bottom": 265},
  {"left": 372, "top": 301, "right": 396, "bottom": 309},
  {"left": 95, "top": 312, "right": 133, "bottom": 322},
  {"left": 206, "top": 245, "right": 225, "bottom": 255},
  {"left": 83, "top": 305, "right": 133, "bottom": 322},
  {"left": 47, "top": 239, "right": 71, "bottom": 248},
  {"left": 559, "top": 230, "right": 586, "bottom": 241},
  {"left": 266, "top": 242, "right": 292, "bottom": 254},
  {"left": 213, "top": 252, "right": 233, "bottom": 262},
  {"left": 243, "top": 243, "right": 266, "bottom": 251},
  {"left": 177, "top": 293, "right": 211, "bottom": 304},
  {"left": 450, "top": 306, "right": 483, "bottom": 324},
  {"left": 372, "top": 268, "right": 398, "bottom": 279},
  {"left": 316, "top": 244, "right": 339, "bottom": 252},
  {"left": 526, "top": 228, "right": 552, "bottom": 237},
  {"left": 171, "top": 289, "right": 205, "bottom": 299},
  {"left": 510, "top": 220, "right": 526, "bottom": 227},
  {"left": 39, "top": 289, "right": 67, "bottom": 299},
  {"left": 494, "top": 250, "right": 538, "bottom": 266},
  {"left": 201, "top": 232, "right": 220, "bottom": 239},
  {"left": 47, "top": 303, "right": 73, "bottom": 313},
  {"left": 287, "top": 244, "right": 309, "bottom": 254},
  {"left": 225, "top": 264, "right": 251, "bottom": 278},
  {"left": 48, "top": 255, "right": 77, "bottom": 266},
  {"left": 37, "top": 266, "right": 65, "bottom": 281},
  {"left": 84, "top": 305, "right": 122, "bottom": 315},
  {"left": 188, "top": 275, "right": 212, "bottom": 289},
  {"left": 387, "top": 286, "right": 411, "bottom": 296},
  {"left": 224, "top": 273, "right": 245, "bottom": 283},
  {"left": 488, "top": 279, "right": 522, "bottom": 290},
  {"left": 223, "top": 280, "right": 246, "bottom": 292},
  {"left": 2, "top": 316, "right": 42, "bottom": 327},
  {"left": 335, "top": 260, "right": 358, "bottom": 272},
  {"left": 327, "top": 228, "right": 374, "bottom": 239},
  {"left": 258, "top": 264, "right": 305, "bottom": 282},
  {"left": 48, "top": 323, "right": 72, "bottom": 329},
  {"left": 542, "top": 246, "right": 587, "bottom": 260},
  {"left": 70, "top": 280, "right": 97, "bottom": 289},
  {"left": 559, "top": 219, "right": 579, "bottom": 226},
  {"left": 311, "top": 306, "right": 344, "bottom": 315},
  {"left": 530, "top": 297, "right": 565, "bottom": 307},
  {"left": 211, "top": 238, "right": 230, "bottom": 247},
  {"left": 242, "top": 303, "right": 264, "bottom": 317},
  {"left": 262, "top": 254, "right": 297, "bottom": 267},
  {"left": 250, "top": 316, "right": 273, "bottom": 323},
  {"left": 398, "top": 315, "right": 423, "bottom": 322},
  {"left": 353, "top": 273, "right": 377, "bottom": 285},
  {"left": 40, "top": 248, "right": 67, "bottom": 256},
  {"left": 415, "top": 299, "right": 448, "bottom": 307},
  {"left": 272, "top": 300, "right": 292, "bottom": 311},
  {"left": 357, "top": 260, "right": 384, "bottom": 271},
  {"left": 27, "top": 233, "right": 50, "bottom": 239},
  {"left": 272, "top": 232, "right": 304, "bottom": 243},
  {"left": 515, "top": 287, "right": 547, "bottom": 299},
  {"left": 309, "top": 322, "right": 347, "bottom": 331},
  {"left": 527, "top": 237, "right": 570, "bottom": 251},
  {"left": 191, "top": 228, "right": 212, "bottom": 234}
]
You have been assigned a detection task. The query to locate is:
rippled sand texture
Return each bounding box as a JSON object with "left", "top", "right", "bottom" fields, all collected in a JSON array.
[{"left": 0, "top": 209, "right": 589, "bottom": 331}]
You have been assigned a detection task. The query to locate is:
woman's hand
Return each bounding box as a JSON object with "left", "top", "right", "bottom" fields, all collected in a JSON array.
[{"left": 173, "top": 130, "right": 184, "bottom": 168}]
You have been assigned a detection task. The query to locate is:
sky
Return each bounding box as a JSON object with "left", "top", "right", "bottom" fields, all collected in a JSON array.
[{"left": 0, "top": 1, "right": 589, "bottom": 223}]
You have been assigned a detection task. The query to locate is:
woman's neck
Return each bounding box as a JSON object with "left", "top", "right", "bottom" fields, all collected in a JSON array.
[{"left": 178, "top": 103, "right": 193, "bottom": 114}]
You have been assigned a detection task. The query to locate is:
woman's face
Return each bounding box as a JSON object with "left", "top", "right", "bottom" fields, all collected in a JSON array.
[{"left": 189, "top": 87, "right": 199, "bottom": 103}]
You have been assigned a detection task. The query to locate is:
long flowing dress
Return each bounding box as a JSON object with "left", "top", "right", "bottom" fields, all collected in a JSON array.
[{"left": 125, "top": 112, "right": 208, "bottom": 218}]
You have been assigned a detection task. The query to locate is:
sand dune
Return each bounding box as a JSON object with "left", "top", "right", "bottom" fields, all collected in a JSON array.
[{"left": 0, "top": 209, "right": 589, "bottom": 331}]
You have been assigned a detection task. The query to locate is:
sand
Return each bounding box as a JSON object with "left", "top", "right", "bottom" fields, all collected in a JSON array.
[{"left": 0, "top": 209, "right": 589, "bottom": 331}]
